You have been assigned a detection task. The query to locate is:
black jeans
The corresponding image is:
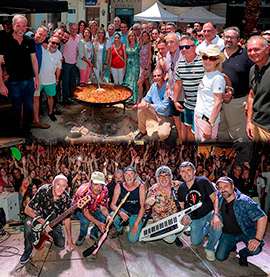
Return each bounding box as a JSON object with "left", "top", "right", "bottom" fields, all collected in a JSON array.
[{"left": 24, "top": 216, "right": 65, "bottom": 252}]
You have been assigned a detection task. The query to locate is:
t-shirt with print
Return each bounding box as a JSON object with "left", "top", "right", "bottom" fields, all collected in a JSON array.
[{"left": 177, "top": 176, "right": 215, "bottom": 220}]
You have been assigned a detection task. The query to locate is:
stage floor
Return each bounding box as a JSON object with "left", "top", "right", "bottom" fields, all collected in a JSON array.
[{"left": 0, "top": 220, "right": 269, "bottom": 277}]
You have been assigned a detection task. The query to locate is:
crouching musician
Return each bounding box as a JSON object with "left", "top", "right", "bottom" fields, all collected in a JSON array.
[
  {"left": 143, "top": 166, "right": 189, "bottom": 247},
  {"left": 20, "top": 175, "right": 75, "bottom": 264}
]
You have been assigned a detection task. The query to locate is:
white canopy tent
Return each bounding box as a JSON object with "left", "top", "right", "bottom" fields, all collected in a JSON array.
[
  {"left": 134, "top": 3, "right": 179, "bottom": 22},
  {"left": 178, "top": 6, "right": 226, "bottom": 24}
]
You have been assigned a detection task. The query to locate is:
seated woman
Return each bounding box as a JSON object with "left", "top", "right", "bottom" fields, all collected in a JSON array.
[
  {"left": 109, "top": 33, "right": 126, "bottom": 85},
  {"left": 194, "top": 45, "right": 226, "bottom": 142}
]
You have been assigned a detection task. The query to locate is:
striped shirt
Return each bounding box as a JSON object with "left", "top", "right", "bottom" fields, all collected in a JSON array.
[{"left": 175, "top": 54, "right": 204, "bottom": 110}]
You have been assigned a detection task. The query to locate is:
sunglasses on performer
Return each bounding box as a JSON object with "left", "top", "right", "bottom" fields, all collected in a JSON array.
[
  {"left": 159, "top": 174, "right": 170, "bottom": 179},
  {"left": 202, "top": 55, "right": 219, "bottom": 62},
  {"left": 51, "top": 41, "right": 60, "bottom": 46},
  {"left": 179, "top": 45, "right": 195, "bottom": 50}
]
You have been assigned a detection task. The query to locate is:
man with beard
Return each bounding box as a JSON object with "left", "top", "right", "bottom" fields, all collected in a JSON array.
[
  {"left": 39, "top": 36, "right": 62, "bottom": 122},
  {"left": 144, "top": 166, "right": 185, "bottom": 247},
  {"left": 215, "top": 176, "right": 267, "bottom": 266},
  {"left": 59, "top": 30, "right": 70, "bottom": 55},
  {"left": 73, "top": 172, "right": 111, "bottom": 246},
  {"left": 110, "top": 166, "right": 145, "bottom": 242},
  {"left": 0, "top": 14, "right": 39, "bottom": 138},
  {"left": 178, "top": 161, "right": 222, "bottom": 261}
]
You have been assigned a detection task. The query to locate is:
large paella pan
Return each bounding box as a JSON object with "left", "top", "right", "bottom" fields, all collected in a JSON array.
[{"left": 72, "top": 83, "right": 133, "bottom": 106}]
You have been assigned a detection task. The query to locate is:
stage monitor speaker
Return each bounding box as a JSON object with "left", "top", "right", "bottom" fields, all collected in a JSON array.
[{"left": 0, "top": 207, "right": 6, "bottom": 229}]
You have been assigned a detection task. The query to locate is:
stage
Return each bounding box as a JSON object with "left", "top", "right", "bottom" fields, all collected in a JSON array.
[{"left": 0, "top": 220, "right": 269, "bottom": 277}]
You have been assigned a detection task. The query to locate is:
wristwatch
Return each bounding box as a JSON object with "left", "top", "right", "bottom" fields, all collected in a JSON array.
[{"left": 208, "top": 120, "right": 215, "bottom": 127}]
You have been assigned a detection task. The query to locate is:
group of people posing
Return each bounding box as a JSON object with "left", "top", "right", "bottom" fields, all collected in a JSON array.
[
  {"left": 1, "top": 15, "right": 270, "bottom": 143},
  {"left": 19, "top": 160, "right": 267, "bottom": 269}
]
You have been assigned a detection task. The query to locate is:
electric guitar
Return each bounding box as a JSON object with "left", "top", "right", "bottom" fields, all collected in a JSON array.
[{"left": 31, "top": 195, "right": 91, "bottom": 250}]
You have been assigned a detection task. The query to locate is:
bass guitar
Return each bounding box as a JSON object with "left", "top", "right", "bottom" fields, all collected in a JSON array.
[
  {"left": 31, "top": 195, "right": 91, "bottom": 250},
  {"left": 83, "top": 192, "right": 130, "bottom": 260}
]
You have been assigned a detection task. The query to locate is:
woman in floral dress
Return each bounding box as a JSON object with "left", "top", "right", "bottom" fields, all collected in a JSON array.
[{"left": 122, "top": 30, "right": 140, "bottom": 104}]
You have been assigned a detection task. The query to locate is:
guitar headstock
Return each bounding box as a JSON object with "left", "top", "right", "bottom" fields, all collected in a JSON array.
[{"left": 77, "top": 195, "right": 91, "bottom": 209}]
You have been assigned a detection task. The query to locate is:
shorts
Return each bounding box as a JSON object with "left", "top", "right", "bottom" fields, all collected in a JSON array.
[
  {"left": 40, "top": 83, "right": 57, "bottom": 97},
  {"left": 184, "top": 107, "right": 195, "bottom": 133},
  {"left": 169, "top": 99, "right": 184, "bottom": 122}
]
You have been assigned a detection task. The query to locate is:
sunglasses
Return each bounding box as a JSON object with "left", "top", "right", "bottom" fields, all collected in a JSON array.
[
  {"left": 202, "top": 55, "right": 219, "bottom": 62},
  {"left": 51, "top": 41, "right": 60, "bottom": 46},
  {"left": 159, "top": 174, "right": 170, "bottom": 179},
  {"left": 198, "top": 34, "right": 203, "bottom": 38},
  {"left": 179, "top": 45, "right": 195, "bottom": 50}
]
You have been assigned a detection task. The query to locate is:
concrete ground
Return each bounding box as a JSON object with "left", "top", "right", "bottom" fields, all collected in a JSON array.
[
  {"left": 0, "top": 101, "right": 178, "bottom": 144},
  {"left": 0, "top": 220, "right": 269, "bottom": 277}
]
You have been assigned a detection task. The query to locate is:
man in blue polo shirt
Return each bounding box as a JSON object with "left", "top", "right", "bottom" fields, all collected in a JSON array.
[
  {"left": 135, "top": 68, "right": 173, "bottom": 141},
  {"left": 219, "top": 26, "right": 254, "bottom": 141}
]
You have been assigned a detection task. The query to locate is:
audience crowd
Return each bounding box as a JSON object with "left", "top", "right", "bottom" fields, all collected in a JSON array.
[{"left": 0, "top": 142, "right": 269, "bottom": 219}]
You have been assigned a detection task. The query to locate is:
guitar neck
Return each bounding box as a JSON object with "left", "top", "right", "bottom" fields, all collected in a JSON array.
[{"left": 49, "top": 202, "right": 78, "bottom": 228}]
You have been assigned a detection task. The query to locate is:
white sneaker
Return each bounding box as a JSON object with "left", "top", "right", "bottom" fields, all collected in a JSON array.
[{"left": 205, "top": 249, "right": 216, "bottom": 261}]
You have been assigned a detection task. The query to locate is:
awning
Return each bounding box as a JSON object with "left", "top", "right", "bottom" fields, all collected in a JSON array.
[
  {"left": 158, "top": 0, "right": 230, "bottom": 7},
  {"left": 179, "top": 6, "right": 226, "bottom": 24},
  {"left": 0, "top": 0, "right": 68, "bottom": 15},
  {"left": 134, "top": 3, "right": 179, "bottom": 22}
]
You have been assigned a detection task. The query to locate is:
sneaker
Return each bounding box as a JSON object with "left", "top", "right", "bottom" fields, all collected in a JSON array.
[
  {"left": 205, "top": 249, "right": 216, "bottom": 261},
  {"left": 20, "top": 251, "right": 32, "bottom": 264},
  {"left": 175, "top": 237, "right": 183, "bottom": 247},
  {"left": 75, "top": 235, "right": 85, "bottom": 246},
  {"left": 109, "top": 229, "right": 123, "bottom": 239},
  {"left": 32, "top": 121, "right": 50, "bottom": 129},
  {"left": 48, "top": 113, "right": 57, "bottom": 122},
  {"left": 239, "top": 254, "right": 248, "bottom": 267},
  {"left": 90, "top": 233, "right": 99, "bottom": 242}
]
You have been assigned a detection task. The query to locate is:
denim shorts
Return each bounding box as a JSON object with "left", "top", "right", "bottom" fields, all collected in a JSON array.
[{"left": 184, "top": 107, "right": 194, "bottom": 133}]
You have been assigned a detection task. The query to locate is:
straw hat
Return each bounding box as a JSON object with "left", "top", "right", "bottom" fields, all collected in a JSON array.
[{"left": 199, "top": 44, "right": 226, "bottom": 63}]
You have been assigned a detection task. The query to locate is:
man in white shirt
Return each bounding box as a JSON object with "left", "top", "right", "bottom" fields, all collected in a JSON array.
[
  {"left": 39, "top": 36, "right": 62, "bottom": 121},
  {"left": 196, "top": 22, "right": 224, "bottom": 54}
]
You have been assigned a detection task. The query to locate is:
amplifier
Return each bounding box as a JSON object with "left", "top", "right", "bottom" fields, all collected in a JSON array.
[{"left": 0, "top": 192, "right": 20, "bottom": 221}]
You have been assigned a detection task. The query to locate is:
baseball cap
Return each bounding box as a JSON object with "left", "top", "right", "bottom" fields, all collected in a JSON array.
[
  {"left": 216, "top": 176, "right": 234, "bottom": 185},
  {"left": 124, "top": 166, "right": 136, "bottom": 173},
  {"left": 91, "top": 171, "right": 106, "bottom": 185}
]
